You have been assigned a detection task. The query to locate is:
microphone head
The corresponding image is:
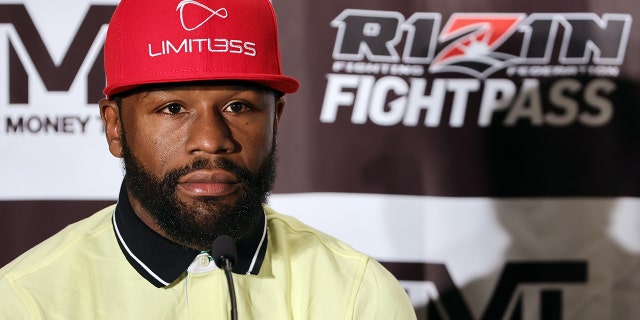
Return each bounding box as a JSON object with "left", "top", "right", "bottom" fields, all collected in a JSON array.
[{"left": 211, "top": 235, "right": 238, "bottom": 268}]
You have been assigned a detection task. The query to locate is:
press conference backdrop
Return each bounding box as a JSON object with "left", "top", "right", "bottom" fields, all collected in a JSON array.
[{"left": 1, "top": 0, "right": 639, "bottom": 318}]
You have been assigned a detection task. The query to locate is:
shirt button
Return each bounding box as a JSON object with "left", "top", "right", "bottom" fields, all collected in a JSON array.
[{"left": 198, "top": 256, "right": 210, "bottom": 267}]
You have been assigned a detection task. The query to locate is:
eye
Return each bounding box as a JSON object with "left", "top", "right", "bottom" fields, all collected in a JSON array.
[
  {"left": 160, "top": 102, "right": 185, "bottom": 114},
  {"left": 223, "top": 101, "right": 251, "bottom": 113}
]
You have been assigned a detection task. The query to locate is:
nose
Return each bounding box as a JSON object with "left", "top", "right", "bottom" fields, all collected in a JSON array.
[{"left": 185, "top": 109, "right": 237, "bottom": 154}]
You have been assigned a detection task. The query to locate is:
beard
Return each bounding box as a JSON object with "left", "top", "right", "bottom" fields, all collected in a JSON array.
[{"left": 121, "top": 139, "right": 276, "bottom": 250}]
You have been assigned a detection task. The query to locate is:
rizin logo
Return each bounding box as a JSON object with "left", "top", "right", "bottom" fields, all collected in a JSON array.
[
  {"left": 177, "top": 0, "right": 228, "bottom": 31},
  {"left": 330, "top": 10, "right": 631, "bottom": 79},
  {"left": 322, "top": 10, "right": 632, "bottom": 128}
]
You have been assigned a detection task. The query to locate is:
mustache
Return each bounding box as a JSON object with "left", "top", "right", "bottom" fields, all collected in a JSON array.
[{"left": 163, "top": 157, "right": 253, "bottom": 187}]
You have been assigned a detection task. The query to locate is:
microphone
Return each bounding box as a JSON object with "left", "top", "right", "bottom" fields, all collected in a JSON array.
[{"left": 211, "top": 235, "right": 238, "bottom": 320}]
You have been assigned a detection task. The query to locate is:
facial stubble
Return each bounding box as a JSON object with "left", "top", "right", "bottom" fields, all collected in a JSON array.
[{"left": 120, "top": 132, "right": 276, "bottom": 250}]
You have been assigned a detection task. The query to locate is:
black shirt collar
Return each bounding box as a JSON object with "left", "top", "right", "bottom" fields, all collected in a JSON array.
[{"left": 112, "top": 182, "right": 267, "bottom": 288}]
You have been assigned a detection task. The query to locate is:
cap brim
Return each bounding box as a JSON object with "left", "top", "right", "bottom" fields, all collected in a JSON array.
[{"left": 104, "top": 73, "right": 299, "bottom": 98}]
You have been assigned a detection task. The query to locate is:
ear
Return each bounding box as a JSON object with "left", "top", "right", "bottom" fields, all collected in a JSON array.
[
  {"left": 99, "top": 98, "right": 124, "bottom": 158},
  {"left": 273, "top": 95, "right": 286, "bottom": 135}
]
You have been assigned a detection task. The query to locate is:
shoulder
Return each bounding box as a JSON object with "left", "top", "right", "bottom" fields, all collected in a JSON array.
[
  {"left": 264, "top": 206, "right": 366, "bottom": 260},
  {"left": 355, "top": 258, "right": 417, "bottom": 319},
  {"left": 263, "top": 206, "right": 416, "bottom": 318},
  {"left": 0, "top": 204, "right": 116, "bottom": 278},
  {"left": 0, "top": 204, "right": 117, "bottom": 316}
]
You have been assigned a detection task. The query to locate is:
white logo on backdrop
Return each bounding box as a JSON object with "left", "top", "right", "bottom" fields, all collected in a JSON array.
[{"left": 177, "top": 0, "right": 228, "bottom": 31}]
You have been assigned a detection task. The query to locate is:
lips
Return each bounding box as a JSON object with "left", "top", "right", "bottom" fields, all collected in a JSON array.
[{"left": 176, "top": 170, "right": 241, "bottom": 197}]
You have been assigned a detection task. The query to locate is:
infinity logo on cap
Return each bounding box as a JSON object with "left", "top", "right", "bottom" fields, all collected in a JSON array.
[{"left": 177, "top": 0, "right": 228, "bottom": 31}]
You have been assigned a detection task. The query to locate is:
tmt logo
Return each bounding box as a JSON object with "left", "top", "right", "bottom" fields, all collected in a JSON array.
[
  {"left": 0, "top": 4, "right": 115, "bottom": 104},
  {"left": 384, "top": 261, "right": 587, "bottom": 320}
]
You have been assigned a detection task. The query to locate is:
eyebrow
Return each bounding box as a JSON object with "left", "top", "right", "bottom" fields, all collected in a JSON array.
[{"left": 141, "top": 83, "right": 267, "bottom": 97}]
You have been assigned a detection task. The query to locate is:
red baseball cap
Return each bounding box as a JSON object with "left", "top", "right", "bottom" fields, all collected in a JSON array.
[{"left": 103, "top": 0, "right": 299, "bottom": 97}]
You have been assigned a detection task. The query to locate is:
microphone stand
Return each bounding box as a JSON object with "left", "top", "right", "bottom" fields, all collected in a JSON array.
[
  {"left": 222, "top": 258, "right": 238, "bottom": 320},
  {"left": 212, "top": 235, "right": 239, "bottom": 320}
]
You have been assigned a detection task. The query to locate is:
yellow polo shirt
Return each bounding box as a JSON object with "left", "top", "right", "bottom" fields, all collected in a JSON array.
[{"left": 0, "top": 205, "right": 416, "bottom": 319}]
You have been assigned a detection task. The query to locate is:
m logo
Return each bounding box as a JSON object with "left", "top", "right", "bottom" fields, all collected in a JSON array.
[
  {"left": 177, "top": 0, "right": 228, "bottom": 31},
  {"left": 0, "top": 4, "right": 115, "bottom": 104}
]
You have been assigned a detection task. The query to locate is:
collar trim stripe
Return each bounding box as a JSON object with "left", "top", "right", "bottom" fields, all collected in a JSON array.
[
  {"left": 112, "top": 212, "right": 170, "bottom": 286},
  {"left": 247, "top": 218, "right": 267, "bottom": 275}
]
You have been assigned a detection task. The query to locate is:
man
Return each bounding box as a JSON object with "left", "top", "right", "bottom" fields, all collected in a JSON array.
[{"left": 0, "top": 0, "right": 416, "bottom": 318}]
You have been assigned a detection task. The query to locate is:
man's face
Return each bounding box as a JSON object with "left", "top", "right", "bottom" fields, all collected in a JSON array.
[{"left": 100, "top": 83, "right": 285, "bottom": 250}]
